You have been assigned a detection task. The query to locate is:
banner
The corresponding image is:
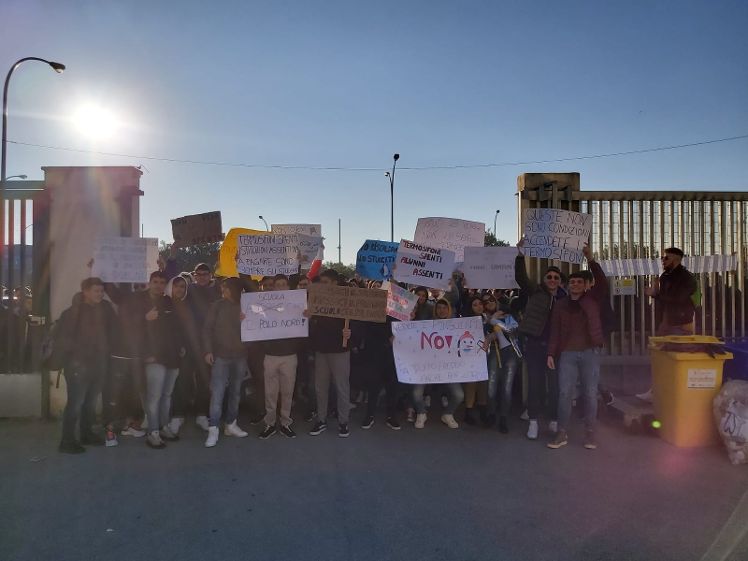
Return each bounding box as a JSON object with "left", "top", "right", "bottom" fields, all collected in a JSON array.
[
  {"left": 92, "top": 237, "right": 159, "bottom": 283},
  {"left": 216, "top": 228, "right": 265, "bottom": 278},
  {"left": 414, "top": 217, "right": 485, "bottom": 262},
  {"left": 522, "top": 208, "right": 592, "bottom": 264},
  {"left": 463, "top": 247, "right": 519, "bottom": 289},
  {"left": 392, "top": 316, "right": 489, "bottom": 384},
  {"left": 171, "top": 211, "right": 223, "bottom": 246},
  {"left": 599, "top": 255, "right": 739, "bottom": 277},
  {"left": 393, "top": 239, "right": 455, "bottom": 290},
  {"left": 298, "top": 234, "right": 324, "bottom": 268},
  {"left": 271, "top": 224, "right": 322, "bottom": 237},
  {"left": 240, "top": 290, "right": 308, "bottom": 342},
  {"left": 387, "top": 283, "right": 419, "bottom": 321},
  {"left": 355, "top": 239, "right": 399, "bottom": 280},
  {"left": 237, "top": 234, "right": 299, "bottom": 276},
  {"left": 307, "top": 283, "right": 387, "bottom": 323}
]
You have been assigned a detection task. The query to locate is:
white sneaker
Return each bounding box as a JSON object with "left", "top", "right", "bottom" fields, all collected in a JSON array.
[
  {"left": 520, "top": 409, "right": 530, "bottom": 421},
  {"left": 549, "top": 420, "right": 558, "bottom": 434},
  {"left": 160, "top": 425, "right": 179, "bottom": 441},
  {"left": 168, "top": 417, "right": 184, "bottom": 435},
  {"left": 196, "top": 415, "right": 210, "bottom": 431},
  {"left": 120, "top": 424, "right": 146, "bottom": 438},
  {"left": 441, "top": 414, "right": 459, "bottom": 429},
  {"left": 636, "top": 389, "right": 654, "bottom": 403},
  {"left": 527, "top": 420, "right": 539, "bottom": 440},
  {"left": 205, "top": 426, "right": 219, "bottom": 448},
  {"left": 415, "top": 413, "right": 427, "bottom": 429},
  {"left": 224, "top": 421, "right": 248, "bottom": 438},
  {"left": 146, "top": 431, "right": 165, "bottom": 449}
]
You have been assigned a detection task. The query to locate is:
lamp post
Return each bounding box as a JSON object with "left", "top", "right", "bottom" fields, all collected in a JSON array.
[
  {"left": 384, "top": 153, "right": 399, "bottom": 242},
  {"left": 493, "top": 209, "right": 501, "bottom": 236},
  {"left": 258, "top": 215, "right": 269, "bottom": 231}
]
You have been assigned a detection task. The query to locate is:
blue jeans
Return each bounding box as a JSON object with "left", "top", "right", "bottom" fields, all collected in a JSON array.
[
  {"left": 209, "top": 357, "right": 246, "bottom": 427},
  {"left": 490, "top": 346, "right": 520, "bottom": 418},
  {"left": 412, "top": 383, "right": 463, "bottom": 415},
  {"left": 61, "top": 360, "right": 104, "bottom": 444},
  {"left": 557, "top": 349, "right": 600, "bottom": 433},
  {"left": 145, "top": 363, "right": 179, "bottom": 432}
]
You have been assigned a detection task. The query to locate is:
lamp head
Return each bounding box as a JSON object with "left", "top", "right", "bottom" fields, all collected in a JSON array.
[
  {"left": 258, "top": 215, "right": 264, "bottom": 220},
  {"left": 49, "top": 61, "right": 66, "bottom": 73},
  {"left": 393, "top": 153, "right": 400, "bottom": 162}
]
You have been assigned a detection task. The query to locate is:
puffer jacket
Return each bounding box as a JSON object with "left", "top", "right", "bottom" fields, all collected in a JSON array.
[
  {"left": 514, "top": 255, "right": 566, "bottom": 339},
  {"left": 547, "top": 294, "right": 605, "bottom": 356}
]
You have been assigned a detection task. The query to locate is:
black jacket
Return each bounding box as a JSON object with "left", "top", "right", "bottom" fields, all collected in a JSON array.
[
  {"left": 656, "top": 265, "right": 696, "bottom": 327},
  {"left": 309, "top": 315, "right": 361, "bottom": 354},
  {"left": 54, "top": 298, "right": 117, "bottom": 369},
  {"left": 131, "top": 291, "right": 181, "bottom": 368},
  {"left": 515, "top": 255, "right": 566, "bottom": 340},
  {"left": 203, "top": 299, "right": 246, "bottom": 359}
]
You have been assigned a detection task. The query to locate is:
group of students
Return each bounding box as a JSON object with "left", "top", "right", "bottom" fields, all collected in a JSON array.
[{"left": 57, "top": 238, "right": 696, "bottom": 454}]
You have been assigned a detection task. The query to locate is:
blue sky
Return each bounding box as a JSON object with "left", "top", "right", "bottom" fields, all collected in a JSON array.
[{"left": 2, "top": 0, "right": 747, "bottom": 263}]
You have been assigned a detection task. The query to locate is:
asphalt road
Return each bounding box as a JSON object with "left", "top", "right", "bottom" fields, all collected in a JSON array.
[{"left": 2, "top": 411, "right": 747, "bottom": 561}]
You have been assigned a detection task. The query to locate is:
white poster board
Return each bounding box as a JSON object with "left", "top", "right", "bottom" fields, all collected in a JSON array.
[
  {"left": 92, "top": 237, "right": 159, "bottom": 283},
  {"left": 387, "top": 283, "right": 419, "bottom": 321},
  {"left": 522, "top": 209, "right": 592, "bottom": 264},
  {"left": 463, "top": 247, "right": 519, "bottom": 289},
  {"left": 241, "top": 290, "right": 308, "bottom": 342},
  {"left": 414, "top": 217, "right": 485, "bottom": 263},
  {"left": 237, "top": 234, "right": 300, "bottom": 276},
  {"left": 297, "top": 234, "right": 324, "bottom": 268},
  {"left": 392, "top": 316, "right": 489, "bottom": 384},
  {"left": 271, "top": 224, "right": 322, "bottom": 237},
  {"left": 393, "top": 239, "right": 455, "bottom": 290}
]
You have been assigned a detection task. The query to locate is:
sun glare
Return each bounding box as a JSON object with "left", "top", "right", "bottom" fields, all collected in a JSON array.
[{"left": 71, "top": 104, "right": 120, "bottom": 139}]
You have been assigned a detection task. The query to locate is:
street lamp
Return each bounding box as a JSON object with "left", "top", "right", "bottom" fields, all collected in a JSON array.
[
  {"left": 385, "top": 153, "right": 399, "bottom": 242},
  {"left": 258, "top": 215, "right": 269, "bottom": 231},
  {"left": 493, "top": 209, "right": 501, "bottom": 236},
  {"left": 5, "top": 174, "right": 27, "bottom": 181}
]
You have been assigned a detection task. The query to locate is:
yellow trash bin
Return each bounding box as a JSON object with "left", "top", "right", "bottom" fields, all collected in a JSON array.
[{"left": 649, "top": 336, "right": 733, "bottom": 447}]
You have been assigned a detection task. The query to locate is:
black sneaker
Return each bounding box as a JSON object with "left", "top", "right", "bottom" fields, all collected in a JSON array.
[
  {"left": 304, "top": 410, "right": 316, "bottom": 423},
  {"left": 80, "top": 433, "right": 105, "bottom": 446},
  {"left": 338, "top": 424, "right": 350, "bottom": 438},
  {"left": 385, "top": 417, "right": 401, "bottom": 431},
  {"left": 259, "top": 425, "right": 277, "bottom": 440},
  {"left": 361, "top": 416, "right": 375, "bottom": 430},
  {"left": 279, "top": 425, "right": 297, "bottom": 439},
  {"left": 309, "top": 421, "right": 327, "bottom": 436},
  {"left": 59, "top": 441, "right": 86, "bottom": 454},
  {"left": 249, "top": 413, "right": 265, "bottom": 426}
]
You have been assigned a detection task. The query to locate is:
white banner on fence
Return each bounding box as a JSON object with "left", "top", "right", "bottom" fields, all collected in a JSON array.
[
  {"left": 240, "top": 289, "right": 308, "bottom": 342},
  {"left": 522, "top": 209, "right": 592, "bottom": 264},
  {"left": 393, "top": 239, "right": 456, "bottom": 290},
  {"left": 387, "top": 283, "right": 419, "bottom": 321},
  {"left": 237, "top": 234, "right": 300, "bottom": 276},
  {"left": 92, "top": 237, "right": 159, "bottom": 283},
  {"left": 271, "top": 224, "right": 322, "bottom": 237},
  {"left": 392, "top": 316, "right": 489, "bottom": 384},
  {"left": 414, "top": 217, "right": 485, "bottom": 263},
  {"left": 599, "top": 255, "right": 738, "bottom": 277},
  {"left": 463, "top": 247, "right": 519, "bottom": 289}
]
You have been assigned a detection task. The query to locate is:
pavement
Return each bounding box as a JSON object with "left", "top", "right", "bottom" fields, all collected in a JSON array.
[{"left": 1, "top": 409, "right": 747, "bottom": 561}]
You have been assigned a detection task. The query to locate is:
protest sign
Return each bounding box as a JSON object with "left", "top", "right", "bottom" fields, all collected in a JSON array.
[
  {"left": 297, "top": 234, "right": 324, "bottom": 268},
  {"left": 392, "top": 316, "right": 489, "bottom": 384},
  {"left": 522, "top": 208, "right": 592, "bottom": 264},
  {"left": 92, "top": 237, "right": 159, "bottom": 283},
  {"left": 463, "top": 247, "right": 519, "bottom": 289},
  {"left": 393, "top": 239, "right": 455, "bottom": 290},
  {"left": 307, "top": 283, "right": 387, "bottom": 323},
  {"left": 387, "top": 283, "right": 419, "bottom": 321},
  {"left": 216, "top": 228, "right": 265, "bottom": 278},
  {"left": 237, "top": 234, "right": 299, "bottom": 276},
  {"left": 414, "top": 217, "right": 485, "bottom": 262},
  {"left": 271, "top": 224, "right": 322, "bottom": 237},
  {"left": 356, "top": 239, "right": 399, "bottom": 280},
  {"left": 171, "top": 211, "right": 223, "bottom": 246},
  {"left": 240, "top": 290, "right": 308, "bottom": 342}
]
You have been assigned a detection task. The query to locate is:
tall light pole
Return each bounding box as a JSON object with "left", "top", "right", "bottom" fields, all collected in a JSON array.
[
  {"left": 258, "top": 215, "right": 269, "bottom": 231},
  {"left": 384, "top": 153, "right": 399, "bottom": 242},
  {"left": 493, "top": 209, "right": 501, "bottom": 236}
]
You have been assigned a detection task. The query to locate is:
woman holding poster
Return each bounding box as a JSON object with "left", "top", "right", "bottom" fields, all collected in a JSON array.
[{"left": 463, "top": 296, "right": 489, "bottom": 426}]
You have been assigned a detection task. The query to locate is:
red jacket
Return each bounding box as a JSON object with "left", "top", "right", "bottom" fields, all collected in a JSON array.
[{"left": 547, "top": 293, "right": 605, "bottom": 357}]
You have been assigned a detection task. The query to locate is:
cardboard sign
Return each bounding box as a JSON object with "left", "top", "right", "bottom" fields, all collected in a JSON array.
[
  {"left": 171, "top": 211, "right": 223, "bottom": 246},
  {"left": 463, "top": 247, "right": 519, "bottom": 289},
  {"left": 307, "top": 283, "right": 387, "bottom": 323},
  {"left": 387, "top": 283, "right": 419, "bottom": 321},
  {"left": 271, "top": 224, "right": 322, "bottom": 237},
  {"left": 237, "top": 234, "right": 299, "bottom": 276},
  {"left": 298, "top": 234, "right": 324, "bottom": 268},
  {"left": 414, "top": 217, "right": 485, "bottom": 263},
  {"left": 92, "top": 237, "right": 159, "bottom": 283},
  {"left": 393, "top": 239, "right": 455, "bottom": 290},
  {"left": 240, "top": 290, "right": 308, "bottom": 342},
  {"left": 392, "top": 316, "right": 489, "bottom": 384},
  {"left": 612, "top": 278, "right": 637, "bottom": 296},
  {"left": 356, "top": 239, "right": 399, "bottom": 280},
  {"left": 522, "top": 208, "right": 592, "bottom": 264},
  {"left": 216, "top": 228, "right": 265, "bottom": 278}
]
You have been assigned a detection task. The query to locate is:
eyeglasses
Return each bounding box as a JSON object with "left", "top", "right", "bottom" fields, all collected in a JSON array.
[{"left": 545, "top": 275, "right": 561, "bottom": 280}]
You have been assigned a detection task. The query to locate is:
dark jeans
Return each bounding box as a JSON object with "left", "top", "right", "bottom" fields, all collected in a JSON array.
[
  {"left": 294, "top": 350, "right": 315, "bottom": 414},
  {"left": 172, "top": 353, "right": 210, "bottom": 418},
  {"left": 102, "top": 357, "right": 143, "bottom": 430},
  {"left": 364, "top": 349, "right": 398, "bottom": 418},
  {"left": 496, "top": 346, "right": 520, "bottom": 418},
  {"left": 525, "top": 337, "right": 558, "bottom": 422},
  {"left": 61, "top": 361, "right": 104, "bottom": 444},
  {"left": 246, "top": 342, "right": 265, "bottom": 418}
]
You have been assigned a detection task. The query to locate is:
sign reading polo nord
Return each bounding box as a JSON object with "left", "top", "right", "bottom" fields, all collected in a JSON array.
[
  {"left": 356, "top": 239, "right": 399, "bottom": 280},
  {"left": 463, "top": 247, "right": 519, "bottom": 289},
  {"left": 237, "top": 234, "right": 300, "bottom": 276},
  {"left": 393, "top": 240, "right": 456, "bottom": 290},
  {"left": 414, "top": 217, "right": 485, "bottom": 263},
  {"left": 307, "top": 283, "right": 387, "bottom": 323},
  {"left": 240, "top": 290, "right": 308, "bottom": 342},
  {"left": 171, "top": 211, "right": 223, "bottom": 246},
  {"left": 92, "top": 237, "right": 159, "bottom": 283},
  {"left": 392, "top": 316, "right": 489, "bottom": 384},
  {"left": 522, "top": 208, "right": 592, "bottom": 264}
]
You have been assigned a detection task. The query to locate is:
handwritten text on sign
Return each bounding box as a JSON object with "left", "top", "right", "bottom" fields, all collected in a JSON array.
[
  {"left": 297, "top": 234, "right": 324, "bottom": 267},
  {"left": 240, "top": 290, "right": 308, "bottom": 342},
  {"left": 522, "top": 209, "right": 592, "bottom": 264},
  {"left": 387, "top": 283, "right": 419, "bottom": 321},
  {"left": 307, "top": 283, "right": 387, "bottom": 323},
  {"left": 392, "top": 316, "right": 489, "bottom": 384},
  {"left": 356, "top": 239, "right": 399, "bottom": 280},
  {"left": 393, "top": 240, "right": 456, "bottom": 290},
  {"left": 414, "top": 217, "right": 485, "bottom": 263},
  {"left": 92, "top": 237, "right": 159, "bottom": 283},
  {"left": 171, "top": 211, "right": 223, "bottom": 246},
  {"left": 237, "top": 234, "right": 300, "bottom": 276},
  {"left": 271, "top": 224, "right": 322, "bottom": 237},
  {"left": 463, "top": 246, "right": 519, "bottom": 289}
]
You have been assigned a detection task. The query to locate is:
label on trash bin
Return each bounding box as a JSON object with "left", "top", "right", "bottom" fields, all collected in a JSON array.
[{"left": 687, "top": 368, "right": 718, "bottom": 388}]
